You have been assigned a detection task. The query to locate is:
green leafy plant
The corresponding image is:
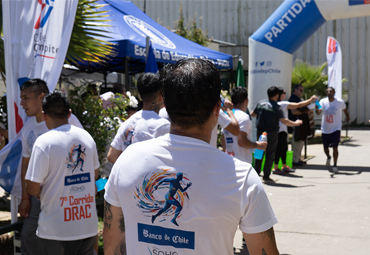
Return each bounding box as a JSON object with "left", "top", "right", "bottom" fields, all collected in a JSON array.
[
  {"left": 173, "top": 3, "right": 208, "bottom": 46},
  {"left": 70, "top": 85, "right": 133, "bottom": 165},
  {"left": 291, "top": 60, "right": 328, "bottom": 99}
]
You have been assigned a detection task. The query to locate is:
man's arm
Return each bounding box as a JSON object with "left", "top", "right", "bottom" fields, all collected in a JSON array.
[
  {"left": 343, "top": 108, "right": 350, "bottom": 122},
  {"left": 103, "top": 200, "right": 126, "bottom": 255},
  {"left": 250, "top": 111, "right": 257, "bottom": 118},
  {"left": 237, "top": 131, "right": 267, "bottom": 150},
  {"left": 26, "top": 181, "right": 41, "bottom": 197},
  {"left": 107, "top": 146, "right": 122, "bottom": 164},
  {"left": 19, "top": 157, "right": 31, "bottom": 217},
  {"left": 279, "top": 118, "right": 302, "bottom": 127},
  {"left": 221, "top": 99, "right": 240, "bottom": 136},
  {"left": 287, "top": 95, "right": 317, "bottom": 110},
  {"left": 243, "top": 227, "right": 279, "bottom": 255}
]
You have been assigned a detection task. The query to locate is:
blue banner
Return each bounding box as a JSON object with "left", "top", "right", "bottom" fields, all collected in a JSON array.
[
  {"left": 251, "top": 0, "right": 326, "bottom": 54},
  {"left": 138, "top": 223, "right": 195, "bottom": 250}
]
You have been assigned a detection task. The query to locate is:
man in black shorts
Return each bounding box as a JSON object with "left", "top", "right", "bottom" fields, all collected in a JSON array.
[{"left": 316, "top": 87, "right": 350, "bottom": 174}]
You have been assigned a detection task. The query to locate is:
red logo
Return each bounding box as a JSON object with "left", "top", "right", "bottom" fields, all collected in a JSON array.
[{"left": 328, "top": 39, "right": 337, "bottom": 54}]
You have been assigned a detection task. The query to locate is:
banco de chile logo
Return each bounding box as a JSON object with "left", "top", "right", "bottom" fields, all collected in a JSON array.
[
  {"left": 34, "top": 0, "right": 55, "bottom": 29},
  {"left": 124, "top": 15, "right": 176, "bottom": 49}
]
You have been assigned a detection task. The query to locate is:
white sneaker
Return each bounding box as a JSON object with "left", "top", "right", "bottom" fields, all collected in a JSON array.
[
  {"left": 326, "top": 157, "right": 331, "bottom": 167},
  {"left": 332, "top": 166, "right": 338, "bottom": 174}
]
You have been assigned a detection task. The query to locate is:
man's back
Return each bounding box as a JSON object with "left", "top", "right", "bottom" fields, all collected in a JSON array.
[
  {"left": 223, "top": 109, "right": 252, "bottom": 163},
  {"left": 26, "top": 124, "right": 99, "bottom": 240},
  {"left": 132, "top": 112, "right": 170, "bottom": 143},
  {"left": 105, "top": 134, "right": 277, "bottom": 255}
]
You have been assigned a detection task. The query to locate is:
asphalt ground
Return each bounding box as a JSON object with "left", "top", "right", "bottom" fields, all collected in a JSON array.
[{"left": 234, "top": 129, "right": 370, "bottom": 255}]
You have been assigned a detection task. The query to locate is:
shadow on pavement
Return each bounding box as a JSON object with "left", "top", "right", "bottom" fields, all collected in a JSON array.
[
  {"left": 263, "top": 182, "right": 315, "bottom": 188},
  {"left": 298, "top": 164, "right": 369, "bottom": 173}
]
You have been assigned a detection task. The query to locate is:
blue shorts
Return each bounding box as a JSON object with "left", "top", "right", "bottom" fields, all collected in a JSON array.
[{"left": 322, "top": 130, "right": 341, "bottom": 148}]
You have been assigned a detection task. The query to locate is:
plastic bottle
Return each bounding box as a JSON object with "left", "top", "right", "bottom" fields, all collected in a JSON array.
[
  {"left": 315, "top": 99, "right": 322, "bottom": 110},
  {"left": 96, "top": 178, "right": 108, "bottom": 192},
  {"left": 254, "top": 132, "right": 267, "bottom": 160}
]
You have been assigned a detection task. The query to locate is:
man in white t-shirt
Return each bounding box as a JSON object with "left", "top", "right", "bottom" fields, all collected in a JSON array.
[
  {"left": 18, "top": 79, "right": 84, "bottom": 255},
  {"left": 316, "top": 87, "right": 350, "bottom": 174},
  {"left": 222, "top": 87, "right": 266, "bottom": 163},
  {"left": 107, "top": 73, "right": 168, "bottom": 164},
  {"left": 210, "top": 98, "right": 239, "bottom": 148},
  {"left": 103, "top": 59, "right": 279, "bottom": 255},
  {"left": 26, "top": 91, "right": 99, "bottom": 255}
]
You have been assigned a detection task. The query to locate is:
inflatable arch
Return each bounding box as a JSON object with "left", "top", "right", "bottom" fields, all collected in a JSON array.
[{"left": 248, "top": 0, "right": 370, "bottom": 119}]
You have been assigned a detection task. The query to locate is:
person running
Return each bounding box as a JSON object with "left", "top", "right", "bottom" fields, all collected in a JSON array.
[
  {"left": 273, "top": 87, "right": 317, "bottom": 175},
  {"left": 151, "top": 172, "right": 192, "bottom": 226},
  {"left": 315, "top": 87, "right": 350, "bottom": 174}
]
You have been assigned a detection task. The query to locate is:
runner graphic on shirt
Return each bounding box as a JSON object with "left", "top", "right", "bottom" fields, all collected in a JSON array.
[
  {"left": 66, "top": 144, "right": 86, "bottom": 173},
  {"left": 151, "top": 172, "right": 192, "bottom": 226},
  {"left": 134, "top": 169, "right": 191, "bottom": 227}
]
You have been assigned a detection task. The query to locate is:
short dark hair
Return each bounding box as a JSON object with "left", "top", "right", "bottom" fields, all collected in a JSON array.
[
  {"left": 137, "top": 73, "right": 161, "bottom": 101},
  {"left": 43, "top": 91, "right": 69, "bottom": 119},
  {"left": 161, "top": 59, "right": 221, "bottom": 129},
  {"left": 20, "top": 79, "right": 49, "bottom": 96},
  {"left": 293, "top": 84, "right": 303, "bottom": 91},
  {"left": 267, "top": 86, "right": 280, "bottom": 98},
  {"left": 278, "top": 87, "right": 285, "bottom": 101},
  {"left": 327, "top": 86, "right": 335, "bottom": 93},
  {"left": 231, "top": 87, "right": 248, "bottom": 105}
]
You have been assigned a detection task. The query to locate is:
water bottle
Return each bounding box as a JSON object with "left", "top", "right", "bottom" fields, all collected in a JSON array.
[
  {"left": 96, "top": 178, "right": 108, "bottom": 192},
  {"left": 254, "top": 132, "right": 267, "bottom": 160},
  {"left": 315, "top": 99, "right": 322, "bottom": 110},
  {"left": 220, "top": 95, "right": 225, "bottom": 107}
]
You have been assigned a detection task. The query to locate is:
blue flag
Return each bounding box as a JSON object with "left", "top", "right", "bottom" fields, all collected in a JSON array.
[{"left": 145, "top": 42, "right": 158, "bottom": 73}]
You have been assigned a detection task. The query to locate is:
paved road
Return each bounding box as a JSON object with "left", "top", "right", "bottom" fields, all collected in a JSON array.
[{"left": 234, "top": 129, "right": 370, "bottom": 255}]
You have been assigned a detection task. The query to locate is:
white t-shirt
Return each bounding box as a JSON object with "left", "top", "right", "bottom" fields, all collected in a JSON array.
[
  {"left": 110, "top": 110, "right": 145, "bottom": 151},
  {"left": 105, "top": 134, "right": 277, "bottom": 255},
  {"left": 222, "top": 109, "right": 253, "bottom": 163},
  {"left": 25, "top": 124, "right": 100, "bottom": 241},
  {"left": 22, "top": 115, "right": 84, "bottom": 158},
  {"left": 158, "top": 107, "right": 169, "bottom": 120},
  {"left": 132, "top": 113, "right": 170, "bottom": 143},
  {"left": 320, "top": 97, "right": 346, "bottom": 134},
  {"left": 69, "top": 113, "right": 84, "bottom": 129},
  {"left": 210, "top": 109, "right": 231, "bottom": 148},
  {"left": 21, "top": 117, "right": 49, "bottom": 158},
  {"left": 278, "top": 101, "right": 289, "bottom": 133}
]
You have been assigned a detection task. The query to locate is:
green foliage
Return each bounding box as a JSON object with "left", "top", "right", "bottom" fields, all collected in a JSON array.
[
  {"left": 173, "top": 3, "right": 208, "bottom": 46},
  {"left": 70, "top": 85, "right": 130, "bottom": 165},
  {"left": 66, "top": 0, "right": 116, "bottom": 66},
  {"left": 291, "top": 60, "right": 328, "bottom": 100}
]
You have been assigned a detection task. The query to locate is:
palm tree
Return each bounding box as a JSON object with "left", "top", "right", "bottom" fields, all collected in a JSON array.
[{"left": 0, "top": 0, "right": 115, "bottom": 81}]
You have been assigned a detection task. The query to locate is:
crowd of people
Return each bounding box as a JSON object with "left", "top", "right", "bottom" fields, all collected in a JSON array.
[{"left": 16, "top": 59, "right": 350, "bottom": 255}]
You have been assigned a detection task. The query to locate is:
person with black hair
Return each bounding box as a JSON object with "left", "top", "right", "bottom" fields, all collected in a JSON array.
[
  {"left": 315, "top": 87, "right": 350, "bottom": 174},
  {"left": 107, "top": 73, "right": 170, "bottom": 164},
  {"left": 103, "top": 59, "right": 280, "bottom": 255},
  {"left": 25, "top": 91, "right": 99, "bottom": 255},
  {"left": 222, "top": 87, "right": 266, "bottom": 163},
  {"left": 18, "top": 79, "right": 83, "bottom": 255},
  {"left": 273, "top": 88, "right": 317, "bottom": 175},
  {"left": 251, "top": 86, "right": 303, "bottom": 183},
  {"left": 288, "top": 84, "right": 312, "bottom": 166}
]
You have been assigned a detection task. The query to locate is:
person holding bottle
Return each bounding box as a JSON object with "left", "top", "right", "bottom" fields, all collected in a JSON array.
[
  {"left": 273, "top": 88, "right": 317, "bottom": 176},
  {"left": 250, "top": 86, "right": 303, "bottom": 183}
]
